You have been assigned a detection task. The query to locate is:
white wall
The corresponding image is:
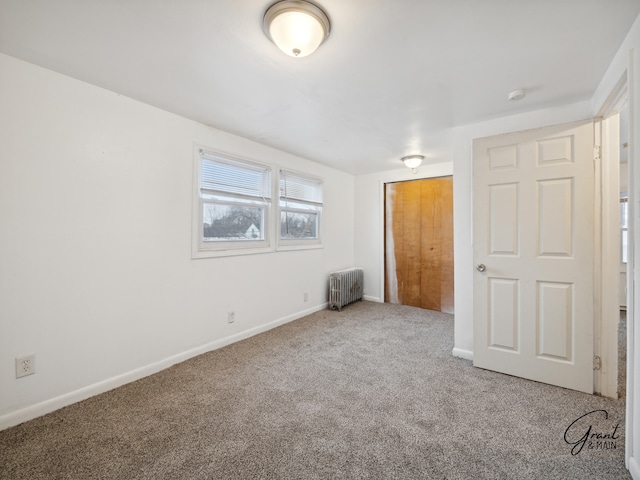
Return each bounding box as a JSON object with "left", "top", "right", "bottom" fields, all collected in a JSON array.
[
  {"left": 623, "top": 162, "right": 630, "bottom": 193},
  {"left": 0, "top": 53, "right": 355, "bottom": 429},
  {"left": 354, "top": 161, "right": 454, "bottom": 303}
]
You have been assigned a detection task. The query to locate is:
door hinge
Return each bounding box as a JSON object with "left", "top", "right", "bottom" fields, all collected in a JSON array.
[
  {"left": 593, "top": 356, "right": 601, "bottom": 370},
  {"left": 594, "top": 146, "right": 601, "bottom": 161}
]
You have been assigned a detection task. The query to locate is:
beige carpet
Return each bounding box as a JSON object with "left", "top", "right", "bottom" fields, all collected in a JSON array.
[{"left": 0, "top": 302, "right": 630, "bottom": 479}]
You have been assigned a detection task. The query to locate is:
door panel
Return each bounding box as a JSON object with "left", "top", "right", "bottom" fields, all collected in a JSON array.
[
  {"left": 538, "top": 178, "right": 573, "bottom": 256},
  {"left": 385, "top": 177, "right": 454, "bottom": 313},
  {"left": 473, "top": 121, "right": 594, "bottom": 393},
  {"left": 488, "top": 277, "right": 519, "bottom": 351},
  {"left": 537, "top": 281, "right": 573, "bottom": 361},
  {"left": 489, "top": 183, "right": 519, "bottom": 255}
]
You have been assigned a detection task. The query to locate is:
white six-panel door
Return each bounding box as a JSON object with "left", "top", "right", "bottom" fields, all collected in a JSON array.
[{"left": 473, "top": 121, "right": 594, "bottom": 393}]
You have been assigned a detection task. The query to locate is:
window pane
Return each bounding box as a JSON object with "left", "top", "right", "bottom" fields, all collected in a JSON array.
[
  {"left": 280, "top": 211, "right": 318, "bottom": 239},
  {"left": 620, "top": 200, "right": 628, "bottom": 228},
  {"left": 622, "top": 229, "right": 628, "bottom": 264},
  {"left": 203, "top": 204, "right": 265, "bottom": 242}
]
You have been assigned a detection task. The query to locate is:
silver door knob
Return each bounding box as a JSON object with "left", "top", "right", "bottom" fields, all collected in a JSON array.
[{"left": 476, "top": 264, "right": 486, "bottom": 272}]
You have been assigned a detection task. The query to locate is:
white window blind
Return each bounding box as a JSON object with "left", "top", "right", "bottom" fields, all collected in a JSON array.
[
  {"left": 279, "top": 170, "right": 323, "bottom": 244},
  {"left": 279, "top": 170, "right": 323, "bottom": 206},
  {"left": 201, "top": 152, "right": 271, "bottom": 201}
]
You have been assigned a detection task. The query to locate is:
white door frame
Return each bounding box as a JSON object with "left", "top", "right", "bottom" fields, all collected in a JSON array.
[
  {"left": 594, "top": 58, "right": 640, "bottom": 474},
  {"left": 626, "top": 48, "right": 639, "bottom": 477},
  {"left": 594, "top": 72, "right": 628, "bottom": 400},
  {"left": 595, "top": 114, "right": 622, "bottom": 398}
]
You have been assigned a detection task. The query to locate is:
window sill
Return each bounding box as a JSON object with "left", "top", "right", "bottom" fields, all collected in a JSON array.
[
  {"left": 276, "top": 242, "right": 323, "bottom": 252},
  {"left": 192, "top": 245, "right": 273, "bottom": 259}
]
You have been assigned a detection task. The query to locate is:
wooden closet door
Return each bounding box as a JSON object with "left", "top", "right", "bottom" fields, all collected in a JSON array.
[{"left": 385, "top": 176, "right": 454, "bottom": 313}]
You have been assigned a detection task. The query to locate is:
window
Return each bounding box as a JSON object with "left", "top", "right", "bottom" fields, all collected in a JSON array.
[
  {"left": 194, "top": 149, "right": 271, "bottom": 257},
  {"left": 621, "top": 193, "right": 628, "bottom": 264},
  {"left": 278, "top": 169, "right": 323, "bottom": 248}
]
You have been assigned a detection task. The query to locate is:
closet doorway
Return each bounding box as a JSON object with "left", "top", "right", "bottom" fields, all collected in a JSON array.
[{"left": 384, "top": 176, "right": 454, "bottom": 313}]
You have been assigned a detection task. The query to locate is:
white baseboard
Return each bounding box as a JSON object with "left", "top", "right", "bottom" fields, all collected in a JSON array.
[
  {"left": 630, "top": 455, "right": 640, "bottom": 480},
  {"left": 0, "top": 302, "right": 328, "bottom": 431},
  {"left": 363, "top": 295, "right": 382, "bottom": 303},
  {"left": 452, "top": 347, "right": 474, "bottom": 361}
]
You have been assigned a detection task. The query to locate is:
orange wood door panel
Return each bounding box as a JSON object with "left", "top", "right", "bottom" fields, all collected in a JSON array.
[{"left": 385, "top": 177, "right": 454, "bottom": 313}]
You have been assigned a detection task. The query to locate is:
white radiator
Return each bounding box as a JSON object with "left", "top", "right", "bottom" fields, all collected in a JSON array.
[{"left": 329, "top": 267, "right": 364, "bottom": 311}]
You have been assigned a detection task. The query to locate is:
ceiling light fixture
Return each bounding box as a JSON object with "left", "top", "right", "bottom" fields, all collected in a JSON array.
[
  {"left": 508, "top": 89, "right": 526, "bottom": 102},
  {"left": 263, "top": 0, "right": 331, "bottom": 58},
  {"left": 401, "top": 155, "right": 424, "bottom": 173}
]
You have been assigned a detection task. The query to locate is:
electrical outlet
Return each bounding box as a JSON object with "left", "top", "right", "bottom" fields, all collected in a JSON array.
[
  {"left": 16, "top": 354, "right": 36, "bottom": 378},
  {"left": 228, "top": 311, "right": 235, "bottom": 323},
  {"left": 303, "top": 292, "right": 309, "bottom": 302}
]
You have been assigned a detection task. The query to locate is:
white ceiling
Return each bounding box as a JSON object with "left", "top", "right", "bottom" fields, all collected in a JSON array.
[{"left": 1, "top": 0, "right": 639, "bottom": 175}]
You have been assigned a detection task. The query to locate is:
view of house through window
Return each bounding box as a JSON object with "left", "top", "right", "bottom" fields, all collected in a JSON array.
[
  {"left": 198, "top": 150, "right": 271, "bottom": 248},
  {"left": 195, "top": 152, "right": 323, "bottom": 254},
  {"left": 203, "top": 204, "right": 265, "bottom": 241}
]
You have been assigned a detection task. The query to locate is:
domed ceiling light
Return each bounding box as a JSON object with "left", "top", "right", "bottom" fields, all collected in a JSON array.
[
  {"left": 401, "top": 155, "right": 424, "bottom": 173},
  {"left": 508, "top": 89, "right": 526, "bottom": 102},
  {"left": 263, "top": 0, "right": 331, "bottom": 58},
  {"left": 402, "top": 155, "right": 424, "bottom": 168}
]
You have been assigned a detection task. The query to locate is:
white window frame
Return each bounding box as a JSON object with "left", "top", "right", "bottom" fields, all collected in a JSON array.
[
  {"left": 621, "top": 192, "right": 629, "bottom": 264},
  {"left": 277, "top": 168, "right": 324, "bottom": 251},
  {"left": 192, "top": 146, "right": 273, "bottom": 258}
]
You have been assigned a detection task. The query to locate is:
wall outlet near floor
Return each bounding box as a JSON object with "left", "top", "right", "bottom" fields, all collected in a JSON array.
[
  {"left": 303, "top": 292, "right": 309, "bottom": 302},
  {"left": 228, "top": 311, "right": 235, "bottom": 323},
  {"left": 16, "top": 354, "right": 36, "bottom": 378}
]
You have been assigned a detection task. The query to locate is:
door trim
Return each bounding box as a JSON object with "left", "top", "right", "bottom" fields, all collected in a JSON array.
[
  {"left": 595, "top": 114, "right": 623, "bottom": 399},
  {"left": 594, "top": 71, "right": 628, "bottom": 399}
]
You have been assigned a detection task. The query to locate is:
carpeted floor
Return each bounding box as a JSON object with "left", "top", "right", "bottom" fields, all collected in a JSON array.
[
  {"left": 619, "top": 309, "right": 627, "bottom": 399},
  {"left": 0, "top": 302, "right": 630, "bottom": 479}
]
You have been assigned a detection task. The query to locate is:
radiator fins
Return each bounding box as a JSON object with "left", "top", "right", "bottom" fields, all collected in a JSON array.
[{"left": 329, "top": 268, "right": 364, "bottom": 311}]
